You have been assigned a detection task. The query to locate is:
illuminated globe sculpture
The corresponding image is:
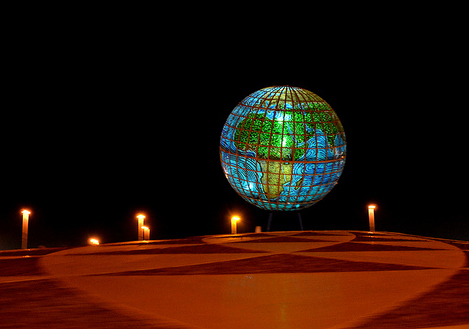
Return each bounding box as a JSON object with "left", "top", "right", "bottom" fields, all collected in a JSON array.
[{"left": 220, "top": 86, "right": 346, "bottom": 211}]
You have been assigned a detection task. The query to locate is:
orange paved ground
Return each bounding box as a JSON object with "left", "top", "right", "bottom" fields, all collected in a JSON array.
[{"left": 1, "top": 231, "right": 468, "bottom": 328}]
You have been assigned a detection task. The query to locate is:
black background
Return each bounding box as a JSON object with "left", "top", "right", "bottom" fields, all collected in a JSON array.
[{"left": 1, "top": 6, "right": 467, "bottom": 249}]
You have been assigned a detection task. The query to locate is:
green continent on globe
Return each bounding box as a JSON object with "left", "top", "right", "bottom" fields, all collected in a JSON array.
[{"left": 233, "top": 104, "right": 343, "bottom": 161}]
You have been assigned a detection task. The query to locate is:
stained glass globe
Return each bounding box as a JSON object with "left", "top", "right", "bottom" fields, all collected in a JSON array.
[{"left": 220, "top": 86, "right": 346, "bottom": 211}]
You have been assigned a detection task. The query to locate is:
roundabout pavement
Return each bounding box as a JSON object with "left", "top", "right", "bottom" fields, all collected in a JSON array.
[{"left": 1, "top": 231, "right": 468, "bottom": 328}]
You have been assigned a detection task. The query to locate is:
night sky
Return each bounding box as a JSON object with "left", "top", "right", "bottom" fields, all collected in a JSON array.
[{"left": 1, "top": 10, "right": 467, "bottom": 249}]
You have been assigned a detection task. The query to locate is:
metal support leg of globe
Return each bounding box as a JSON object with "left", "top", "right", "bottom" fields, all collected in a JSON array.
[
  {"left": 267, "top": 212, "right": 273, "bottom": 232},
  {"left": 298, "top": 212, "right": 304, "bottom": 231},
  {"left": 266, "top": 212, "right": 303, "bottom": 231}
]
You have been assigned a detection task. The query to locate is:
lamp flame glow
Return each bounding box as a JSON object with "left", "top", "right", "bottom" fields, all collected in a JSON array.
[{"left": 89, "top": 238, "right": 100, "bottom": 246}]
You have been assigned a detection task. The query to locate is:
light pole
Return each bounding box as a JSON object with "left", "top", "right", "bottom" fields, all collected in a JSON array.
[
  {"left": 21, "top": 210, "right": 31, "bottom": 249},
  {"left": 368, "top": 205, "right": 376, "bottom": 232},
  {"left": 142, "top": 226, "right": 150, "bottom": 241},
  {"left": 136, "top": 214, "right": 145, "bottom": 241},
  {"left": 231, "top": 215, "right": 240, "bottom": 234}
]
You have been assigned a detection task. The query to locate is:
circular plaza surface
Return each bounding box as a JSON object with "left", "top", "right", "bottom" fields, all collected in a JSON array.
[{"left": 1, "top": 231, "right": 468, "bottom": 328}]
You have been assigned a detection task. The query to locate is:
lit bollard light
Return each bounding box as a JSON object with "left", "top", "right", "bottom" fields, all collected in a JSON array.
[
  {"left": 231, "top": 216, "right": 240, "bottom": 234},
  {"left": 368, "top": 204, "right": 376, "bottom": 232},
  {"left": 136, "top": 214, "right": 145, "bottom": 241},
  {"left": 89, "top": 238, "right": 100, "bottom": 246},
  {"left": 142, "top": 226, "right": 150, "bottom": 241},
  {"left": 21, "top": 210, "right": 31, "bottom": 249}
]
